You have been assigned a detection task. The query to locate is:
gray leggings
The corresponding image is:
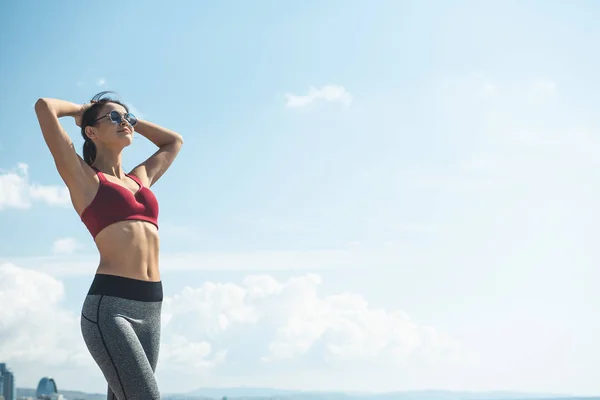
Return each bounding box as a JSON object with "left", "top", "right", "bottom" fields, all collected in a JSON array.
[{"left": 80, "top": 274, "right": 163, "bottom": 400}]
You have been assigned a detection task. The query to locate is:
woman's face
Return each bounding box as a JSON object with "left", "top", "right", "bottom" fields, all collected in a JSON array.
[{"left": 86, "top": 103, "right": 135, "bottom": 149}]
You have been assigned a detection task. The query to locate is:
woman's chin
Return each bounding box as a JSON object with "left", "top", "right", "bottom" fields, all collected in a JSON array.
[{"left": 120, "top": 135, "right": 134, "bottom": 146}]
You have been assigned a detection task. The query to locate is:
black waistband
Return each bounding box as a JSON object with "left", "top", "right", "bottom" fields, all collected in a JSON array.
[{"left": 87, "top": 273, "right": 163, "bottom": 302}]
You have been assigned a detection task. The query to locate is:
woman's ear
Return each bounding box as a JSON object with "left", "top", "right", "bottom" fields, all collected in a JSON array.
[{"left": 84, "top": 126, "right": 96, "bottom": 140}]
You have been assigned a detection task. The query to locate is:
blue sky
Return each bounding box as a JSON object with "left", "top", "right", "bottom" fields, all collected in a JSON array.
[{"left": 1, "top": 0, "right": 599, "bottom": 395}]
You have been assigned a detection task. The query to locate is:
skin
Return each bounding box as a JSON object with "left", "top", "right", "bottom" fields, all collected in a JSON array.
[{"left": 34, "top": 97, "right": 183, "bottom": 282}]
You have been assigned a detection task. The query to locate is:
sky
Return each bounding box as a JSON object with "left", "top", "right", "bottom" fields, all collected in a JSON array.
[{"left": 1, "top": 0, "right": 599, "bottom": 396}]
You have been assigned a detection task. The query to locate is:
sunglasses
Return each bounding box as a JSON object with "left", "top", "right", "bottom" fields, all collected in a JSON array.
[{"left": 94, "top": 110, "right": 138, "bottom": 127}]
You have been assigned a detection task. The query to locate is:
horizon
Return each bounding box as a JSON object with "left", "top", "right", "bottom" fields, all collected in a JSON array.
[
  {"left": 1, "top": 0, "right": 600, "bottom": 396},
  {"left": 10, "top": 382, "right": 587, "bottom": 398}
]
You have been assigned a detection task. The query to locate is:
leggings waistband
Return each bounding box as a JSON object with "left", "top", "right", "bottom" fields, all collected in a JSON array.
[{"left": 87, "top": 273, "right": 163, "bottom": 302}]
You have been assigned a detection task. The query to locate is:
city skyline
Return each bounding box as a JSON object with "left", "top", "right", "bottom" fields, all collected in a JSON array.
[
  {"left": 0, "top": 363, "right": 16, "bottom": 400},
  {"left": 3, "top": 361, "right": 600, "bottom": 400}
]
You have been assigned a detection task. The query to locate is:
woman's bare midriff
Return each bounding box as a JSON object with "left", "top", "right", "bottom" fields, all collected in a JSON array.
[{"left": 93, "top": 220, "right": 161, "bottom": 282}]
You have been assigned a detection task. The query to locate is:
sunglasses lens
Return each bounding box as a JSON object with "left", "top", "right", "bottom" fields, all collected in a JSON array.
[
  {"left": 109, "top": 110, "right": 122, "bottom": 124},
  {"left": 107, "top": 110, "right": 137, "bottom": 126},
  {"left": 126, "top": 113, "right": 138, "bottom": 126}
]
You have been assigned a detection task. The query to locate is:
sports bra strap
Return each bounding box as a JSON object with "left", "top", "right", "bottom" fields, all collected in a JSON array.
[
  {"left": 126, "top": 173, "right": 143, "bottom": 187},
  {"left": 91, "top": 166, "right": 107, "bottom": 182}
]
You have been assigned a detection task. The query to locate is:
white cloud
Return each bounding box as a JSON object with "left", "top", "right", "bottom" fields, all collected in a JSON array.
[
  {"left": 52, "top": 238, "right": 82, "bottom": 255},
  {"left": 0, "top": 263, "right": 467, "bottom": 394},
  {"left": 160, "top": 335, "right": 227, "bottom": 373},
  {"left": 0, "top": 263, "right": 92, "bottom": 374},
  {"left": 285, "top": 85, "right": 353, "bottom": 108},
  {"left": 75, "top": 78, "right": 106, "bottom": 88},
  {"left": 0, "top": 263, "right": 228, "bottom": 392},
  {"left": 162, "top": 273, "right": 465, "bottom": 372},
  {"left": 29, "top": 185, "right": 71, "bottom": 206},
  {"left": 0, "top": 163, "right": 70, "bottom": 210}
]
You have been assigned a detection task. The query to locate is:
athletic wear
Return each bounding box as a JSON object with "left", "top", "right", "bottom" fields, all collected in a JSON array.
[
  {"left": 79, "top": 168, "right": 163, "bottom": 398},
  {"left": 80, "top": 273, "right": 163, "bottom": 400},
  {"left": 80, "top": 167, "right": 159, "bottom": 238}
]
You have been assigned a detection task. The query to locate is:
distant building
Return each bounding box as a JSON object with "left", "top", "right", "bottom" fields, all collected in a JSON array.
[
  {"left": 0, "top": 363, "right": 16, "bottom": 400},
  {"left": 35, "top": 378, "right": 62, "bottom": 400}
]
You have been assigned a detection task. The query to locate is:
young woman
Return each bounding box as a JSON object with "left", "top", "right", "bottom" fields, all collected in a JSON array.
[{"left": 34, "top": 91, "right": 183, "bottom": 400}]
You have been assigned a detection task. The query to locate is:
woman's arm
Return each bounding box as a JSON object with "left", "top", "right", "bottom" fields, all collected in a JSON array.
[
  {"left": 130, "top": 119, "right": 184, "bottom": 187},
  {"left": 34, "top": 98, "right": 89, "bottom": 187}
]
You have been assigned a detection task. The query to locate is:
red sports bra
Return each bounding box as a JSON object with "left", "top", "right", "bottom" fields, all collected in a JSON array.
[{"left": 80, "top": 167, "right": 159, "bottom": 238}]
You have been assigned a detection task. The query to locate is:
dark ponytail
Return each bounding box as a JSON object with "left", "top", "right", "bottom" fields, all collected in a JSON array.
[
  {"left": 80, "top": 91, "right": 130, "bottom": 166},
  {"left": 83, "top": 139, "right": 97, "bottom": 166}
]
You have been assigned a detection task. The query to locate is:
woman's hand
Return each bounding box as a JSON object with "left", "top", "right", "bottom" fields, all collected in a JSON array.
[{"left": 74, "top": 101, "right": 95, "bottom": 127}]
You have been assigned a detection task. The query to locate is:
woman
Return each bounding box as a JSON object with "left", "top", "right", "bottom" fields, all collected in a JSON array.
[{"left": 34, "top": 91, "right": 183, "bottom": 400}]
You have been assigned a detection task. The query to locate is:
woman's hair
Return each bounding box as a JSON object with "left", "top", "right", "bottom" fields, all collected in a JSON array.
[{"left": 80, "top": 91, "right": 130, "bottom": 166}]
